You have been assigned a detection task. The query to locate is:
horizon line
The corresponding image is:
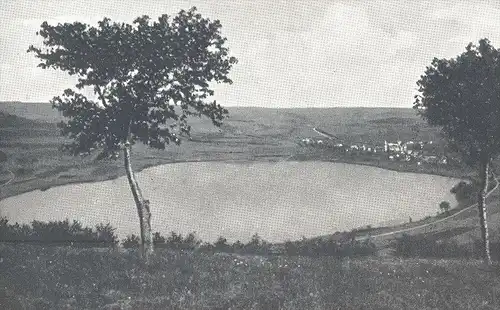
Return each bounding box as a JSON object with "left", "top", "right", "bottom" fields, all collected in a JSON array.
[{"left": 0, "top": 101, "right": 415, "bottom": 109}]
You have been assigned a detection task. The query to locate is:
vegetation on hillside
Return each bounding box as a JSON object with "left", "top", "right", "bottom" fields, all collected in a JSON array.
[
  {"left": 0, "top": 218, "right": 377, "bottom": 258},
  {"left": 0, "top": 217, "right": 118, "bottom": 246},
  {"left": 414, "top": 38, "right": 500, "bottom": 264},
  {"left": 0, "top": 219, "right": 498, "bottom": 309}
]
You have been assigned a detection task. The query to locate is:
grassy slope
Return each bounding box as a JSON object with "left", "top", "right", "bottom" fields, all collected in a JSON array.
[{"left": 1, "top": 244, "right": 500, "bottom": 310}]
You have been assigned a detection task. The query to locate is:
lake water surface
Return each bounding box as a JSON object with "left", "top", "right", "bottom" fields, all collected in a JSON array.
[{"left": 0, "top": 161, "right": 461, "bottom": 243}]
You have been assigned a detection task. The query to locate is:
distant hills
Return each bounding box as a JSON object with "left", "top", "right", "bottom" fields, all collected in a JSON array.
[
  {"left": 0, "top": 101, "right": 63, "bottom": 123},
  {"left": 0, "top": 101, "right": 440, "bottom": 144}
]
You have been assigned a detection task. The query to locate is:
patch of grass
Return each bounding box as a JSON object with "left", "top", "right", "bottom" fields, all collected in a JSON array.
[
  {"left": 391, "top": 230, "right": 500, "bottom": 261},
  {"left": 3, "top": 219, "right": 500, "bottom": 309},
  {"left": 283, "top": 236, "right": 377, "bottom": 258},
  {"left": 2, "top": 244, "right": 500, "bottom": 309},
  {"left": 392, "top": 233, "right": 473, "bottom": 259}
]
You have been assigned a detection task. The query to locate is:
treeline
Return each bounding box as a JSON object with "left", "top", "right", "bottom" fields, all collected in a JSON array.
[{"left": 0, "top": 218, "right": 376, "bottom": 258}]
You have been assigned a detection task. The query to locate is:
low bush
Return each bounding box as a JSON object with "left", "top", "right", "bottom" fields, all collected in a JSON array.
[
  {"left": 198, "top": 234, "right": 272, "bottom": 255},
  {"left": 240, "top": 233, "right": 272, "bottom": 255},
  {"left": 0, "top": 217, "right": 118, "bottom": 247},
  {"left": 122, "top": 234, "right": 140, "bottom": 248},
  {"left": 2, "top": 218, "right": 376, "bottom": 258},
  {"left": 122, "top": 231, "right": 202, "bottom": 250}
]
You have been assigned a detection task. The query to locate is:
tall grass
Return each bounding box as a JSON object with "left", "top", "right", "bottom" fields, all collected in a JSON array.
[
  {"left": 392, "top": 231, "right": 500, "bottom": 260},
  {"left": 2, "top": 243, "right": 500, "bottom": 309}
]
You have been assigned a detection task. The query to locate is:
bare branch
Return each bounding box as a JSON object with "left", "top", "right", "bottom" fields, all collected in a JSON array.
[{"left": 94, "top": 85, "right": 109, "bottom": 108}]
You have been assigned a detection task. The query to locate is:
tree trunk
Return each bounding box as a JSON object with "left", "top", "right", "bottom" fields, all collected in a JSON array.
[
  {"left": 124, "top": 143, "right": 154, "bottom": 260},
  {"left": 478, "top": 157, "right": 492, "bottom": 265}
]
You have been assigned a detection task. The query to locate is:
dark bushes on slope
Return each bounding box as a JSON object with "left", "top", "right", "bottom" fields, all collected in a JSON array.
[{"left": 0, "top": 217, "right": 118, "bottom": 246}]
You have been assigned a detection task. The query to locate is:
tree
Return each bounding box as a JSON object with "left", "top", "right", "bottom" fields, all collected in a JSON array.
[
  {"left": 414, "top": 38, "right": 500, "bottom": 265},
  {"left": 439, "top": 201, "right": 451, "bottom": 215},
  {"left": 27, "top": 7, "right": 237, "bottom": 260}
]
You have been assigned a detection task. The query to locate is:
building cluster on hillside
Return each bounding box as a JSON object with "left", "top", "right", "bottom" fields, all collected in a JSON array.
[{"left": 299, "top": 137, "right": 451, "bottom": 165}]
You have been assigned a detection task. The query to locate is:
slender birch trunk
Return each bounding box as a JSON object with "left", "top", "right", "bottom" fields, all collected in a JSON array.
[
  {"left": 123, "top": 142, "right": 154, "bottom": 259},
  {"left": 478, "top": 157, "right": 492, "bottom": 265}
]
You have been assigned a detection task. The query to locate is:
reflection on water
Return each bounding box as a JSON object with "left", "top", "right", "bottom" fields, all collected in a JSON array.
[{"left": 0, "top": 161, "right": 460, "bottom": 243}]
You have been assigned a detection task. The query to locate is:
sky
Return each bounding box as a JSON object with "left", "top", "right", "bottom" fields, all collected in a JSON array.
[{"left": 1, "top": 0, "right": 500, "bottom": 108}]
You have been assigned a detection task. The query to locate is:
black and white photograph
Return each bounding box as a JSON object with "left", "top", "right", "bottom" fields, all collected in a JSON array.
[{"left": 1, "top": 1, "right": 500, "bottom": 309}]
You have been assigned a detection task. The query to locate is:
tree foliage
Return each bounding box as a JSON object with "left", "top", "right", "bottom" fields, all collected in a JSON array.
[
  {"left": 414, "top": 38, "right": 500, "bottom": 166},
  {"left": 439, "top": 201, "right": 451, "bottom": 214},
  {"left": 27, "top": 7, "right": 237, "bottom": 158},
  {"left": 414, "top": 38, "right": 500, "bottom": 264}
]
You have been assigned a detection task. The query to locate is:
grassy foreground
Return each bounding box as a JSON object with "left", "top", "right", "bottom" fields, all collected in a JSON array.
[{"left": 1, "top": 244, "right": 500, "bottom": 310}]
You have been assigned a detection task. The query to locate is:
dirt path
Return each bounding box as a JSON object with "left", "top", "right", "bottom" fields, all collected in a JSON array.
[{"left": 0, "top": 169, "right": 14, "bottom": 187}]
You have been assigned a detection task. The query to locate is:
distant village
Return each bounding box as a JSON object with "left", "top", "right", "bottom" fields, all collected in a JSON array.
[{"left": 299, "top": 135, "right": 454, "bottom": 166}]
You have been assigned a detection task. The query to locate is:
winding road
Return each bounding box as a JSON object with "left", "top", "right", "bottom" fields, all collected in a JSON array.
[
  {"left": 312, "top": 127, "right": 338, "bottom": 139},
  {"left": 0, "top": 169, "right": 14, "bottom": 188},
  {"left": 357, "top": 172, "right": 499, "bottom": 240}
]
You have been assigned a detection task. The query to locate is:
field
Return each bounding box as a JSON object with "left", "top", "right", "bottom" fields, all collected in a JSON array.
[{"left": 1, "top": 244, "right": 500, "bottom": 310}]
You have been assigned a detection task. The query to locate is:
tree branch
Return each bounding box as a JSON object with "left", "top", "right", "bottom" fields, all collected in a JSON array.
[{"left": 95, "top": 85, "right": 109, "bottom": 108}]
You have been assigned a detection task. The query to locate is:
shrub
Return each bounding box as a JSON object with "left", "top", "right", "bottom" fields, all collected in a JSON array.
[
  {"left": 198, "top": 241, "right": 215, "bottom": 252},
  {"left": 182, "top": 232, "right": 202, "bottom": 249},
  {"left": 153, "top": 232, "right": 165, "bottom": 245},
  {"left": 0, "top": 217, "right": 118, "bottom": 246},
  {"left": 213, "top": 236, "right": 231, "bottom": 252},
  {"left": 241, "top": 233, "right": 272, "bottom": 255},
  {"left": 439, "top": 201, "right": 451, "bottom": 215},
  {"left": 198, "top": 235, "right": 273, "bottom": 255},
  {"left": 122, "top": 234, "right": 140, "bottom": 248},
  {"left": 94, "top": 223, "right": 119, "bottom": 245},
  {"left": 232, "top": 240, "right": 245, "bottom": 252},
  {"left": 164, "top": 231, "right": 201, "bottom": 250}
]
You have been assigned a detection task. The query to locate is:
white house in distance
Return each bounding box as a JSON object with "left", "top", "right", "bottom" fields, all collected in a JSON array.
[{"left": 384, "top": 140, "right": 405, "bottom": 153}]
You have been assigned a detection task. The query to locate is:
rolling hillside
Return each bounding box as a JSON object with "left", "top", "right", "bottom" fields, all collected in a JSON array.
[
  {"left": 0, "top": 101, "right": 446, "bottom": 200},
  {"left": 0, "top": 101, "right": 442, "bottom": 142}
]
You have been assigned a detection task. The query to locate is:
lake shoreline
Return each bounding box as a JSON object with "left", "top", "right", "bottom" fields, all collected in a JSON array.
[
  {"left": 0, "top": 153, "right": 469, "bottom": 201},
  {"left": 0, "top": 158, "right": 463, "bottom": 244}
]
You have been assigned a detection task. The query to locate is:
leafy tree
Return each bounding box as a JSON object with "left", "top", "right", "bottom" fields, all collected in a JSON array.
[
  {"left": 414, "top": 38, "right": 500, "bottom": 264},
  {"left": 439, "top": 201, "right": 451, "bottom": 215},
  {"left": 27, "top": 7, "right": 237, "bottom": 259},
  {"left": 450, "top": 180, "right": 477, "bottom": 202}
]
